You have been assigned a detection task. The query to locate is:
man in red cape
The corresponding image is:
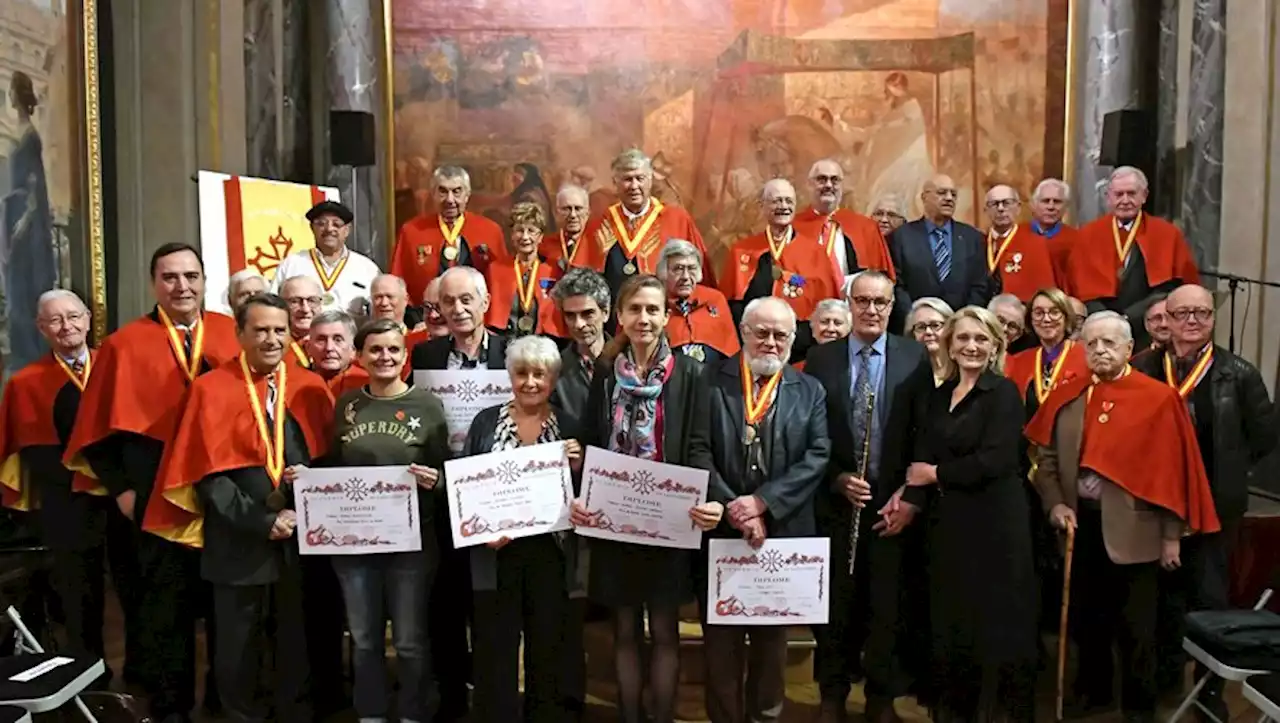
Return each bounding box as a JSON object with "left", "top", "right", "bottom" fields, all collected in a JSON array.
[
  {"left": 305, "top": 309, "right": 369, "bottom": 396},
  {"left": 793, "top": 158, "right": 896, "bottom": 283},
  {"left": 1027, "top": 310, "right": 1217, "bottom": 720},
  {"left": 62, "top": 242, "right": 241, "bottom": 720},
  {"left": 657, "top": 238, "right": 740, "bottom": 366},
  {"left": 983, "top": 184, "right": 1057, "bottom": 302},
  {"left": 281, "top": 275, "right": 322, "bottom": 370},
  {"left": 539, "top": 184, "right": 591, "bottom": 272},
  {"left": 146, "top": 293, "right": 333, "bottom": 722},
  {"left": 0, "top": 290, "right": 108, "bottom": 675},
  {"left": 391, "top": 165, "right": 507, "bottom": 303},
  {"left": 1063, "top": 167, "right": 1199, "bottom": 349},
  {"left": 1029, "top": 178, "right": 1079, "bottom": 288}
]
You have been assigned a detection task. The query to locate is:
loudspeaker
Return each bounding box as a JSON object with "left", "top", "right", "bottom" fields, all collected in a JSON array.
[
  {"left": 1100, "top": 109, "right": 1155, "bottom": 174},
  {"left": 329, "top": 110, "right": 376, "bottom": 167}
]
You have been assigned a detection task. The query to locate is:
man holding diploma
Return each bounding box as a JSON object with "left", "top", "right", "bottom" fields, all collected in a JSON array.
[{"left": 701, "top": 296, "right": 830, "bottom": 723}]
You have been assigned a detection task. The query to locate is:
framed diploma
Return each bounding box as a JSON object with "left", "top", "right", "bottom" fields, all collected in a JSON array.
[
  {"left": 295, "top": 466, "right": 421, "bottom": 555},
  {"left": 706, "top": 537, "right": 831, "bottom": 625},
  {"left": 444, "top": 441, "right": 573, "bottom": 548},
  {"left": 414, "top": 370, "right": 512, "bottom": 452},
  {"left": 575, "top": 446, "right": 708, "bottom": 550}
]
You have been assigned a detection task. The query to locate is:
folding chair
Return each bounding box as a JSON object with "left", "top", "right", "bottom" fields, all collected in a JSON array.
[
  {"left": 1243, "top": 673, "right": 1280, "bottom": 723},
  {"left": 1168, "top": 589, "right": 1277, "bottom": 723},
  {"left": 0, "top": 607, "right": 105, "bottom": 723}
]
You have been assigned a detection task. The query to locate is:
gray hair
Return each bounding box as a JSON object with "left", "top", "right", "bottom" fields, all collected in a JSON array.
[
  {"left": 655, "top": 239, "right": 703, "bottom": 280},
  {"left": 281, "top": 274, "right": 323, "bottom": 296},
  {"left": 611, "top": 149, "right": 651, "bottom": 175},
  {"left": 1109, "top": 166, "right": 1149, "bottom": 192},
  {"left": 36, "top": 289, "right": 87, "bottom": 317},
  {"left": 505, "top": 335, "right": 563, "bottom": 377},
  {"left": 807, "top": 158, "right": 843, "bottom": 180},
  {"left": 1082, "top": 310, "right": 1133, "bottom": 341},
  {"left": 1032, "top": 178, "right": 1070, "bottom": 203},
  {"left": 905, "top": 296, "right": 954, "bottom": 330},
  {"left": 812, "top": 298, "right": 852, "bottom": 322},
  {"left": 870, "top": 193, "right": 907, "bottom": 216},
  {"left": 372, "top": 273, "right": 408, "bottom": 296},
  {"left": 439, "top": 265, "right": 488, "bottom": 298},
  {"left": 844, "top": 269, "right": 894, "bottom": 299},
  {"left": 228, "top": 268, "right": 267, "bottom": 295},
  {"left": 556, "top": 184, "right": 589, "bottom": 206},
  {"left": 760, "top": 177, "right": 795, "bottom": 202},
  {"left": 432, "top": 165, "right": 472, "bottom": 192},
  {"left": 551, "top": 268, "right": 611, "bottom": 312},
  {"left": 423, "top": 275, "right": 443, "bottom": 303},
  {"left": 310, "top": 309, "right": 357, "bottom": 339},
  {"left": 741, "top": 296, "right": 797, "bottom": 331},
  {"left": 987, "top": 293, "right": 1026, "bottom": 317}
]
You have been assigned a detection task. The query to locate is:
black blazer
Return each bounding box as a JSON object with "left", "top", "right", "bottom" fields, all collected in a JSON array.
[
  {"left": 410, "top": 332, "right": 509, "bottom": 371},
  {"left": 704, "top": 357, "right": 829, "bottom": 538},
  {"left": 550, "top": 346, "right": 593, "bottom": 425},
  {"left": 887, "top": 218, "right": 994, "bottom": 332},
  {"left": 804, "top": 333, "right": 926, "bottom": 523}
]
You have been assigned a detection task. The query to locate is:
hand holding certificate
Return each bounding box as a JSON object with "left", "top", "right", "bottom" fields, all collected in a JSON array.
[
  {"left": 294, "top": 466, "right": 421, "bottom": 555},
  {"left": 706, "top": 537, "right": 831, "bottom": 625},
  {"left": 414, "top": 370, "right": 512, "bottom": 453},
  {"left": 443, "top": 441, "right": 573, "bottom": 548},
  {"left": 573, "top": 446, "right": 710, "bottom": 550}
]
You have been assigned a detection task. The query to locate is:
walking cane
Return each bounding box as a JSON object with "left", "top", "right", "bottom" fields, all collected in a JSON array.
[{"left": 1055, "top": 520, "right": 1076, "bottom": 721}]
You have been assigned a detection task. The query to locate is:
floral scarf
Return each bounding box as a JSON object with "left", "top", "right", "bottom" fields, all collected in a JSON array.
[{"left": 609, "top": 338, "right": 674, "bottom": 460}]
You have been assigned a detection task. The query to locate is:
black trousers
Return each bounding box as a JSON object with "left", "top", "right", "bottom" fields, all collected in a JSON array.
[
  {"left": 105, "top": 510, "right": 143, "bottom": 682},
  {"left": 1071, "top": 506, "right": 1159, "bottom": 715},
  {"left": 431, "top": 528, "right": 473, "bottom": 719},
  {"left": 50, "top": 546, "right": 106, "bottom": 664},
  {"left": 1155, "top": 522, "right": 1236, "bottom": 704},
  {"left": 300, "top": 556, "right": 347, "bottom": 717},
  {"left": 212, "top": 567, "right": 310, "bottom": 723},
  {"left": 812, "top": 506, "right": 874, "bottom": 704},
  {"left": 135, "top": 533, "right": 214, "bottom": 719}
]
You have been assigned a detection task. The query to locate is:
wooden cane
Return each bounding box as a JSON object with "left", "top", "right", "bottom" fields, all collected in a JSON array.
[{"left": 1055, "top": 521, "right": 1076, "bottom": 721}]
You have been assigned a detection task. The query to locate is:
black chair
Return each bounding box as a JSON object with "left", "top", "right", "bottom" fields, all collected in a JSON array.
[{"left": 1244, "top": 673, "right": 1280, "bottom": 723}]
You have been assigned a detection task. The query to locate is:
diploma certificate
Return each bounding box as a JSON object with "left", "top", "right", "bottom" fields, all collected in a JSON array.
[
  {"left": 413, "top": 369, "right": 512, "bottom": 453},
  {"left": 295, "top": 466, "right": 421, "bottom": 555},
  {"left": 575, "top": 446, "right": 708, "bottom": 550},
  {"left": 444, "top": 441, "right": 573, "bottom": 548},
  {"left": 706, "top": 537, "right": 830, "bottom": 625}
]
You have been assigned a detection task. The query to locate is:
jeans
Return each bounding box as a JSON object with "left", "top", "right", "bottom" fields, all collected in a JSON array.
[{"left": 333, "top": 549, "right": 436, "bottom": 722}]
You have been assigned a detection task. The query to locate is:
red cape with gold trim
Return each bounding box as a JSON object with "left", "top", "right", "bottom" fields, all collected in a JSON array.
[
  {"left": 1025, "top": 369, "right": 1219, "bottom": 533},
  {"left": 666, "top": 286, "right": 741, "bottom": 358},
  {"left": 1004, "top": 341, "right": 1089, "bottom": 403},
  {"left": 538, "top": 230, "right": 590, "bottom": 271},
  {"left": 1065, "top": 214, "right": 1200, "bottom": 302},
  {"left": 63, "top": 311, "right": 241, "bottom": 475},
  {"left": 793, "top": 206, "right": 896, "bottom": 280},
  {"left": 0, "top": 353, "right": 104, "bottom": 509},
  {"left": 325, "top": 363, "right": 370, "bottom": 396},
  {"left": 985, "top": 226, "right": 1059, "bottom": 303},
  {"left": 142, "top": 358, "right": 335, "bottom": 547},
  {"left": 391, "top": 211, "right": 508, "bottom": 303},
  {"left": 1035, "top": 223, "right": 1079, "bottom": 294},
  {"left": 720, "top": 229, "right": 841, "bottom": 321},
  {"left": 483, "top": 258, "right": 564, "bottom": 335},
  {"left": 576, "top": 201, "right": 716, "bottom": 286}
]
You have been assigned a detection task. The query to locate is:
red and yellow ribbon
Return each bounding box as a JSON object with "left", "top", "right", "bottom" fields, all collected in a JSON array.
[
  {"left": 607, "top": 199, "right": 664, "bottom": 263},
  {"left": 53, "top": 353, "right": 92, "bottom": 392},
  {"left": 157, "top": 306, "right": 205, "bottom": 383},
  {"left": 560, "top": 233, "right": 583, "bottom": 266},
  {"left": 987, "top": 224, "right": 1019, "bottom": 272},
  {"left": 1112, "top": 212, "right": 1143, "bottom": 264},
  {"left": 741, "top": 355, "right": 783, "bottom": 427},
  {"left": 439, "top": 215, "right": 466, "bottom": 254},
  {"left": 240, "top": 353, "right": 287, "bottom": 487},
  {"left": 1163, "top": 346, "right": 1214, "bottom": 398},
  {"left": 766, "top": 225, "right": 793, "bottom": 266},
  {"left": 1032, "top": 340, "right": 1071, "bottom": 403},
  {"left": 309, "top": 248, "right": 349, "bottom": 291},
  {"left": 291, "top": 341, "right": 311, "bottom": 369},
  {"left": 514, "top": 259, "right": 540, "bottom": 313}
]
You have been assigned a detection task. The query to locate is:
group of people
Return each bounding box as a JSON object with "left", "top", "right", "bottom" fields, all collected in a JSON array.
[{"left": 0, "top": 146, "right": 1269, "bottom": 723}]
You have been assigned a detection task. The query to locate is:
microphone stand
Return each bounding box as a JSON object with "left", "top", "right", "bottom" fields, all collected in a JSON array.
[{"left": 1199, "top": 269, "right": 1280, "bottom": 354}]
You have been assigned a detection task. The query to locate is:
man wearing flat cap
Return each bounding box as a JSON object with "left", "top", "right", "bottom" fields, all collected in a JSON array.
[{"left": 273, "top": 200, "right": 381, "bottom": 315}]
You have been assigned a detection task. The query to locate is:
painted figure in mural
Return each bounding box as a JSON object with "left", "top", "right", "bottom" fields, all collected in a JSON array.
[
  {"left": 509, "top": 162, "right": 556, "bottom": 234},
  {"left": 857, "top": 72, "right": 935, "bottom": 220},
  {"left": 2, "top": 71, "right": 58, "bottom": 374}
]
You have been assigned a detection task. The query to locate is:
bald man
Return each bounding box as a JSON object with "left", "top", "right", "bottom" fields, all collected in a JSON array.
[
  {"left": 1130, "top": 284, "right": 1275, "bottom": 712},
  {"left": 885, "top": 174, "right": 994, "bottom": 333},
  {"left": 280, "top": 276, "right": 324, "bottom": 369},
  {"left": 792, "top": 158, "right": 896, "bottom": 283},
  {"left": 982, "top": 184, "right": 1058, "bottom": 303},
  {"left": 541, "top": 185, "right": 591, "bottom": 270}
]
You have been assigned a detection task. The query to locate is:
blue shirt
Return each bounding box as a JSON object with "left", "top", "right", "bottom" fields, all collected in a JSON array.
[
  {"left": 925, "top": 218, "right": 953, "bottom": 257},
  {"left": 1031, "top": 220, "right": 1062, "bottom": 239},
  {"left": 847, "top": 333, "right": 887, "bottom": 480}
]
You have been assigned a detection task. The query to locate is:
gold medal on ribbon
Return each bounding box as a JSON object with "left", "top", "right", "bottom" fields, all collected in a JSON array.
[
  {"left": 240, "top": 353, "right": 287, "bottom": 494},
  {"left": 1032, "top": 341, "right": 1072, "bottom": 403},
  {"left": 561, "top": 234, "right": 582, "bottom": 267},
  {"left": 743, "top": 425, "right": 757, "bottom": 445},
  {"left": 439, "top": 215, "right": 465, "bottom": 261},
  {"left": 309, "top": 249, "right": 349, "bottom": 294},
  {"left": 607, "top": 200, "right": 663, "bottom": 265},
  {"left": 443, "top": 246, "right": 459, "bottom": 262},
  {"left": 623, "top": 262, "right": 637, "bottom": 275},
  {"left": 740, "top": 355, "right": 782, "bottom": 447},
  {"left": 157, "top": 306, "right": 205, "bottom": 383},
  {"left": 514, "top": 259, "right": 540, "bottom": 327},
  {"left": 53, "top": 353, "right": 91, "bottom": 392},
  {"left": 771, "top": 266, "right": 784, "bottom": 281},
  {"left": 517, "top": 315, "right": 535, "bottom": 332},
  {"left": 986, "top": 225, "right": 1018, "bottom": 273},
  {"left": 1112, "top": 212, "right": 1142, "bottom": 265},
  {"left": 1163, "top": 346, "right": 1214, "bottom": 398}
]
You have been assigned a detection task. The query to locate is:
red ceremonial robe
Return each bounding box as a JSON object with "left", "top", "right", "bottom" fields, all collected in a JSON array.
[
  {"left": 391, "top": 211, "right": 508, "bottom": 303},
  {"left": 1004, "top": 340, "right": 1089, "bottom": 410},
  {"left": 986, "top": 225, "right": 1059, "bottom": 303},
  {"left": 0, "top": 353, "right": 104, "bottom": 509},
  {"left": 1066, "top": 213, "right": 1200, "bottom": 303},
  {"left": 577, "top": 200, "right": 716, "bottom": 287},
  {"left": 483, "top": 258, "right": 564, "bottom": 337},
  {"left": 286, "top": 340, "right": 312, "bottom": 371},
  {"left": 793, "top": 206, "right": 896, "bottom": 280},
  {"left": 720, "top": 228, "right": 841, "bottom": 321},
  {"left": 1025, "top": 368, "right": 1219, "bottom": 534},
  {"left": 538, "top": 230, "right": 589, "bottom": 272},
  {"left": 143, "top": 357, "right": 335, "bottom": 547},
  {"left": 665, "top": 286, "right": 741, "bottom": 363},
  {"left": 323, "top": 364, "right": 370, "bottom": 397},
  {"left": 63, "top": 311, "right": 242, "bottom": 478},
  {"left": 1032, "top": 223, "right": 1080, "bottom": 295}
]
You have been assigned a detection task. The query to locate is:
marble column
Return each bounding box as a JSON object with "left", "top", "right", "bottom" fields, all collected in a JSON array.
[
  {"left": 244, "top": 0, "right": 313, "bottom": 182},
  {"left": 1069, "top": 0, "right": 1152, "bottom": 222},
  {"left": 1152, "top": 0, "right": 1180, "bottom": 218},
  {"left": 323, "top": 0, "right": 385, "bottom": 264},
  {"left": 1179, "top": 0, "right": 1226, "bottom": 271}
]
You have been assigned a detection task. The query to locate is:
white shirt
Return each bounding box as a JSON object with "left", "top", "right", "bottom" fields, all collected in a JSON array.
[{"left": 273, "top": 247, "right": 381, "bottom": 316}]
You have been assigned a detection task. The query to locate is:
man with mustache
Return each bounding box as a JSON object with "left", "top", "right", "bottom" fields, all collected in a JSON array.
[
  {"left": 274, "top": 201, "right": 380, "bottom": 315},
  {"left": 660, "top": 239, "right": 740, "bottom": 366},
  {"left": 793, "top": 158, "right": 896, "bottom": 285},
  {"left": 305, "top": 310, "right": 368, "bottom": 396},
  {"left": 281, "top": 276, "right": 323, "bottom": 369},
  {"left": 64, "top": 242, "right": 241, "bottom": 722},
  {"left": 886, "top": 174, "right": 994, "bottom": 334},
  {"left": 540, "top": 184, "right": 591, "bottom": 271},
  {"left": 1027, "top": 311, "right": 1219, "bottom": 722},
  {"left": 392, "top": 166, "right": 507, "bottom": 304},
  {"left": 721, "top": 178, "right": 841, "bottom": 362},
  {"left": 1028, "top": 178, "right": 1078, "bottom": 286},
  {"left": 699, "top": 295, "right": 829, "bottom": 723},
  {"left": 149, "top": 292, "right": 333, "bottom": 722},
  {"left": 1063, "top": 167, "right": 1200, "bottom": 350},
  {"left": 983, "top": 184, "right": 1058, "bottom": 303}
]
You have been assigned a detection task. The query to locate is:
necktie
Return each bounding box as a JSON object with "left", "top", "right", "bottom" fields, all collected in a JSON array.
[
  {"left": 71, "top": 358, "right": 85, "bottom": 376},
  {"left": 931, "top": 228, "right": 951, "bottom": 281},
  {"left": 265, "top": 374, "right": 278, "bottom": 427},
  {"left": 826, "top": 220, "right": 845, "bottom": 279},
  {"left": 850, "top": 346, "right": 874, "bottom": 470},
  {"left": 182, "top": 328, "right": 194, "bottom": 360}
]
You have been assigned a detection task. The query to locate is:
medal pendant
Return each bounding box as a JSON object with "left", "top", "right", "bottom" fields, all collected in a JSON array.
[
  {"left": 517, "top": 315, "right": 535, "bottom": 332},
  {"left": 689, "top": 345, "right": 705, "bottom": 362},
  {"left": 743, "top": 425, "right": 757, "bottom": 445},
  {"left": 266, "top": 488, "right": 287, "bottom": 512},
  {"left": 443, "top": 246, "right": 459, "bottom": 261},
  {"left": 623, "top": 262, "right": 637, "bottom": 275},
  {"left": 322, "top": 292, "right": 335, "bottom": 306},
  {"left": 1098, "top": 413, "right": 1110, "bottom": 424},
  {"left": 771, "top": 266, "right": 784, "bottom": 281}
]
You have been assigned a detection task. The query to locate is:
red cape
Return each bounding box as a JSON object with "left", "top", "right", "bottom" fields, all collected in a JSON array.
[
  {"left": 538, "top": 230, "right": 589, "bottom": 271},
  {"left": 793, "top": 206, "right": 896, "bottom": 280},
  {"left": 391, "top": 211, "right": 508, "bottom": 303},
  {"left": 1032, "top": 223, "right": 1079, "bottom": 294},
  {"left": 0, "top": 353, "right": 104, "bottom": 509},
  {"left": 1025, "top": 369, "right": 1219, "bottom": 533},
  {"left": 665, "top": 286, "right": 741, "bottom": 358},
  {"left": 143, "top": 358, "right": 335, "bottom": 547},
  {"left": 1066, "top": 214, "right": 1200, "bottom": 302},
  {"left": 483, "top": 258, "right": 564, "bottom": 335},
  {"left": 63, "top": 311, "right": 241, "bottom": 475},
  {"left": 720, "top": 229, "right": 841, "bottom": 321},
  {"left": 323, "top": 363, "right": 370, "bottom": 396},
  {"left": 986, "top": 225, "right": 1059, "bottom": 302},
  {"left": 285, "top": 340, "right": 312, "bottom": 371},
  {"left": 576, "top": 201, "right": 716, "bottom": 286},
  {"left": 1004, "top": 341, "right": 1089, "bottom": 404}
]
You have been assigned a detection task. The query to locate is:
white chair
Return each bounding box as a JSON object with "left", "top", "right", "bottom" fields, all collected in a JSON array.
[
  {"left": 1243, "top": 674, "right": 1280, "bottom": 723},
  {"left": 1167, "top": 589, "right": 1276, "bottom": 723}
]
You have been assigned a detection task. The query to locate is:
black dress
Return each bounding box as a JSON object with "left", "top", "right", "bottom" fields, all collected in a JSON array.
[{"left": 911, "top": 369, "right": 1038, "bottom": 720}]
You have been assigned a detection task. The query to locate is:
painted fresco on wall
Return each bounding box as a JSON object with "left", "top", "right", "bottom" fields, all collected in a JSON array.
[{"left": 390, "top": 0, "right": 1067, "bottom": 270}]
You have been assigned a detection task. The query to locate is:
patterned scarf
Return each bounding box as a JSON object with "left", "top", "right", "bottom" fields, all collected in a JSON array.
[
  {"left": 491, "top": 401, "right": 561, "bottom": 453},
  {"left": 609, "top": 338, "right": 673, "bottom": 460}
]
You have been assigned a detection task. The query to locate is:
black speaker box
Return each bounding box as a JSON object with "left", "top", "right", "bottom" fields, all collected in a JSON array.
[
  {"left": 329, "top": 110, "right": 376, "bottom": 167},
  {"left": 1100, "top": 109, "right": 1155, "bottom": 174}
]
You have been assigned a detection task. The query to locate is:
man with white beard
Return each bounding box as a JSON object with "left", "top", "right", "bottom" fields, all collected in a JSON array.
[{"left": 698, "top": 296, "right": 830, "bottom": 723}]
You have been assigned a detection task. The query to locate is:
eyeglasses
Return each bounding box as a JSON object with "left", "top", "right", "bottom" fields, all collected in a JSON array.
[
  {"left": 667, "top": 263, "right": 700, "bottom": 277},
  {"left": 1000, "top": 319, "right": 1024, "bottom": 334},
  {"left": 1031, "top": 307, "right": 1064, "bottom": 321},
  {"left": 985, "top": 198, "right": 1019, "bottom": 209},
  {"left": 850, "top": 296, "right": 892, "bottom": 311},
  {"left": 871, "top": 210, "right": 903, "bottom": 221},
  {"left": 912, "top": 321, "right": 944, "bottom": 334},
  {"left": 41, "top": 311, "right": 86, "bottom": 329},
  {"left": 1169, "top": 308, "right": 1213, "bottom": 322},
  {"left": 744, "top": 326, "right": 795, "bottom": 343},
  {"left": 287, "top": 296, "right": 323, "bottom": 309}
]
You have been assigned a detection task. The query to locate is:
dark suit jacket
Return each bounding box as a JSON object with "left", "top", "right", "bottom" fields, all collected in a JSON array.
[
  {"left": 410, "top": 332, "right": 509, "bottom": 371},
  {"left": 888, "top": 218, "right": 994, "bottom": 333},
  {"left": 550, "top": 346, "right": 594, "bottom": 425},
  {"left": 804, "top": 334, "right": 926, "bottom": 526},
  {"left": 704, "top": 357, "right": 829, "bottom": 538}
]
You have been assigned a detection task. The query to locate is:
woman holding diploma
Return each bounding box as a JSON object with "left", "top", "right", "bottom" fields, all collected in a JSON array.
[
  {"left": 570, "top": 274, "right": 722, "bottom": 723},
  {"left": 461, "top": 334, "right": 585, "bottom": 723},
  {"left": 285, "top": 318, "right": 451, "bottom": 723}
]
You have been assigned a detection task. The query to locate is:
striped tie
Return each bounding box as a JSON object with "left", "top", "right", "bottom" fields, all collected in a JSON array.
[{"left": 931, "top": 228, "right": 951, "bottom": 281}]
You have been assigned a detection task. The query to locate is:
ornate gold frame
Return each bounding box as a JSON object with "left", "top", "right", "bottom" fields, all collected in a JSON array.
[
  {"left": 80, "top": 0, "right": 108, "bottom": 343},
  {"left": 381, "top": 0, "right": 397, "bottom": 257}
]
